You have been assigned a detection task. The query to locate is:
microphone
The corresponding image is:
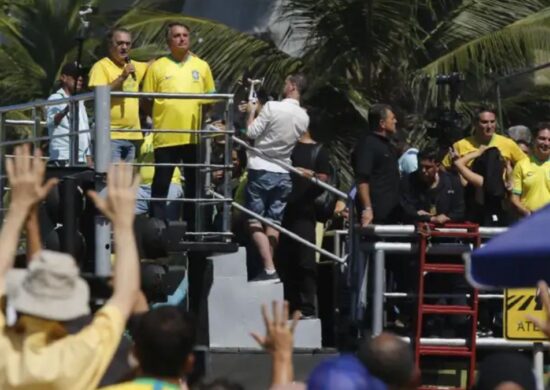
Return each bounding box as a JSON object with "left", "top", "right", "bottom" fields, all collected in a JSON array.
[{"left": 125, "top": 57, "right": 136, "bottom": 81}]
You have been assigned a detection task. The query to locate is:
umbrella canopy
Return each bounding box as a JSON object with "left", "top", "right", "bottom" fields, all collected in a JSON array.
[{"left": 465, "top": 203, "right": 550, "bottom": 289}]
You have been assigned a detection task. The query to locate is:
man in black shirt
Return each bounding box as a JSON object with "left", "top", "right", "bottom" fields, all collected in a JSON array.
[
  {"left": 352, "top": 104, "right": 400, "bottom": 226},
  {"left": 400, "top": 148, "right": 465, "bottom": 224}
]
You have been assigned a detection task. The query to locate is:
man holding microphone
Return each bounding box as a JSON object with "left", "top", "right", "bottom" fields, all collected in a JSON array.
[{"left": 89, "top": 27, "right": 149, "bottom": 162}]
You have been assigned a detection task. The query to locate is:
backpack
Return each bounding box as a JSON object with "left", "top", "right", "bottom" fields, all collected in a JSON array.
[{"left": 310, "top": 144, "right": 340, "bottom": 223}]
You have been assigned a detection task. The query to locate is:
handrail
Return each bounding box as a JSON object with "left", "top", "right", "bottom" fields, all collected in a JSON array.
[
  {"left": 0, "top": 92, "right": 94, "bottom": 113},
  {"left": 111, "top": 91, "right": 234, "bottom": 100},
  {"left": 232, "top": 136, "right": 348, "bottom": 200},
  {"left": 325, "top": 225, "right": 507, "bottom": 239},
  {"left": 210, "top": 190, "right": 346, "bottom": 264},
  {"left": 6, "top": 119, "right": 47, "bottom": 126}
]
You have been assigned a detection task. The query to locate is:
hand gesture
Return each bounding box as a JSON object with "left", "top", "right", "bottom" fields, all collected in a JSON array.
[
  {"left": 251, "top": 301, "right": 299, "bottom": 356},
  {"left": 87, "top": 163, "right": 140, "bottom": 227},
  {"left": 361, "top": 208, "right": 373, "bottom": 227},
  {"left": 431, "top": 214, "right": 450, "bottom": 225},
  {"left": 527, "top": 280, "right": 550, "bottom": 339},
  {"left": 6, "top": 144, "right": 58, "bottom": 211},
  {"left": 449, "top": 146, "right": 459, "bottom": 161},
  {"left": 122, "top": 62, "right": 136, "bottom": 79}
]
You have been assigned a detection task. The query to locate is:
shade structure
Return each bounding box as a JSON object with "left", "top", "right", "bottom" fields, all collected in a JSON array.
[{"left": 465, "top": 203, "right": 550, "bottom": 289}]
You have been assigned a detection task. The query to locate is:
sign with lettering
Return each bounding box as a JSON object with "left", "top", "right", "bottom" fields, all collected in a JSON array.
[{"left": 504, "top": 288, "right": 547, "bottom": 340}]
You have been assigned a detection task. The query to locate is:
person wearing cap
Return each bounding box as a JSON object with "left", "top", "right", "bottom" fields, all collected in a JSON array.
[
  {"left": 0, "top": 144, "right": 141, "bottom": 389},
  {"left": 89, "top": 27, "right": 149, "bottom": 163},
  {"left": 46, "top": 62, "right": 92, "bottom": 166}
]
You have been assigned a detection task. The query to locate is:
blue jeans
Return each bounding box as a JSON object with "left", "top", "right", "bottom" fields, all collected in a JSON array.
[
  {"left": 245, "top": 169, "right": 292, "bottom": 224},
  {"left": 111, "top": 139, "right": 140, "bottom": 162},
  {"left": 136, "top": 183, "right": 183, "bottom": 221}
]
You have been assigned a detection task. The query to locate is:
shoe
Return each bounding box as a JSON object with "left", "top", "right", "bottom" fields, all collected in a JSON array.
[{"left": 250, "top": 270, "right": 280, "bottom": 283}]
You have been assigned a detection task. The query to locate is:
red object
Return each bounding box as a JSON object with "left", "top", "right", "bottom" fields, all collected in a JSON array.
[{"left": 414, "top": 223, "right": 480, "bottom": 389}]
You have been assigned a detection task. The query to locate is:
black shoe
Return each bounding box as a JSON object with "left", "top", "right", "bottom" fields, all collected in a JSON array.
[{"left": 250, "top": 270, "right": 280, "bottom": 283}]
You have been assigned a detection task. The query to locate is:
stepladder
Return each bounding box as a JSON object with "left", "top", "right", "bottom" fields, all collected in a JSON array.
[{"left": 414, "top": 222, "right": 481, "bottom": 390}]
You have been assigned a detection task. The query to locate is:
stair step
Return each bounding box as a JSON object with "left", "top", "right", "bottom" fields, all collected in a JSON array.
[
  {"left": 419, "top": 345, "right": 472, "bottom": 357},
  {"left": 421, "top": 304, "right": 475, "bottom": 315},
  {"left": 423, "top": 264, "right": 464, "bottom": 273}
]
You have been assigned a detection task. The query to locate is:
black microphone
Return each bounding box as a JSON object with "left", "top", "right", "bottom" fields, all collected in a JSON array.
[{"left": 125, "top": 57, "right": 136, "bottom": 81}]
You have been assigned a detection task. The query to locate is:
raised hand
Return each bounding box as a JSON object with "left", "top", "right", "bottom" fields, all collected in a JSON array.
[
  {"left": 6, "top": 144, "right": 58, "bottom": 211},
  {"left": 87, "top": 163, "right": 140, "bottom": 227},
  {"left": 527, "top": 280, "right": 550, "bottom": 339},
  {"left": 251, "top": 301, "right": 299, "bottom": 355}
]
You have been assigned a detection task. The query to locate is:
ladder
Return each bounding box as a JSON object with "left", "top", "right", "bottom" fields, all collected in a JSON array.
[{"left": 414, "top": 223, "right": 480, "bottom": 389}]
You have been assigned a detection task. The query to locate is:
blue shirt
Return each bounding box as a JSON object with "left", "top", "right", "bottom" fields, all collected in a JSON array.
[{"left": 398, "top": 147, "right": 418, "bottom": 175}]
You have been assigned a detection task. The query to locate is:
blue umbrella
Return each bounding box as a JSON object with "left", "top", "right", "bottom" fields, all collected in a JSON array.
[{"left": 465, "top": 203, "right": 550, "bottom": 289}]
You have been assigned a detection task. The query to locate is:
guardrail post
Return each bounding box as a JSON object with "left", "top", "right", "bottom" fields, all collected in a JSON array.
[
  {"left": 533, "top": 342, "right": 544, "bottom": 390},
  {"left": 372, "top": 249, "right": 385, "bottom": 335},
  {"left": 222, "top": 98, "right": 234, "bottom": 235},
  {"left": 94, "top": 86, "right": 112, "bottom": 276},
  {"left": 0, "top": 113, "right": 4, "bottom": 220}
]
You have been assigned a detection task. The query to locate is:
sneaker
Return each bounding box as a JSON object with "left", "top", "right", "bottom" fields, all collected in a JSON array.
[{"left": 250, "top": 270, "right": 280, "bottom": 283}]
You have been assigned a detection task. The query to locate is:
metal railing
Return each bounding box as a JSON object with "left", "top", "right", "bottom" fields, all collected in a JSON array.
[
  {"left": 324, "top": 224, "right": 546, "bottom": 387},
  {"left": 0, "top": 87, "right": 349, "bottom": 270}
]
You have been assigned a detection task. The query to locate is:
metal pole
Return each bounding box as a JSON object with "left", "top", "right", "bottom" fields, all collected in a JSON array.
[
  {"left": 372, "top": 249, "right": 385, "bottom": 335},
  {"left": 0, "top": 113, "right": 4, "bottom": 221},
  {"left": 222, "top": 98, "right": 234, "bottom": 235},
  {"left": 31, "top": 107, "right": 39, "bottom": 151},
  {"left": 533, "top": 343, "right": 544, "bottom": 390},
  {"left": 94, "top": 86, "right": 112, "bottom": 276}
]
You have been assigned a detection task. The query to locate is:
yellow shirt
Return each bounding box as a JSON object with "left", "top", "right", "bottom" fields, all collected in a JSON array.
[
  {"left": 512, "top": 155, "right": 550, "bottom": 212},
  {"left": 101, "top": 378, "right": 180, "bottom": 390},
  {"left": 139, "top": 133, "right": 182, "bottom": 186},
  {"left": 442, "top": 134, "right": 526, "bottom": 168},
  {"left": 89, "top": 57, "right": 148, "bottom": 140},
  {"left": 0, "top": 304, "right": 124, "bottom": 390},
  {"left": 142, "top": 55, "right": 215, "bottom": 148}
]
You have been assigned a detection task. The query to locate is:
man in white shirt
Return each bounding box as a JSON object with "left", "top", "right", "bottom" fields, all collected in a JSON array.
[
  {"left": 245, "top": 74, "right": 309, "bottom": 283},
  {"left": 46, "top": 63, "right": 92, "bottom": 166}
]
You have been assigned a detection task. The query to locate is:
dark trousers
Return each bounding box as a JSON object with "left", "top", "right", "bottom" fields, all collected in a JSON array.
[
  {"left": 276, "top": 215, "right": 317, "bottom": 316},
  {"left": 151, "top": 144, "right": 197, "bottom": 230}
]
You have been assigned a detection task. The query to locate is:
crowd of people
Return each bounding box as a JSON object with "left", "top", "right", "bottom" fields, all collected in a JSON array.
[
  {"left": 16, "top": 18, "right": 550, "bottom": 389},
  {"left": 0, "top": 145, "right": 548, "bottom": 390}
]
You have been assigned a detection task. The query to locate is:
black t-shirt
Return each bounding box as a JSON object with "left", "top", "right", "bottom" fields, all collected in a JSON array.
[
  {"left": 352, "top": 132, "right": 400, "bottom": 223},
  {"left": 400, "top": 170, "right": 465, "bottom": 223},
  {"left": 286, "top": 142, "right": 331, "bottom": 218}
]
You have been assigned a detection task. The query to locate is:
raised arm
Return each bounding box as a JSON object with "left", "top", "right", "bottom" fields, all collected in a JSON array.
[
  {"left": 87, "top": 164, "right": 141, "bottom": 320},
  {"left": 453, "top": 148, "right": 486, "bottom": 188},
  {"left": 25, "top": 205, "right": 42, "bottom": 261},
  {"left": 0, "top": 145, "right": 58, "bottom": 293}
]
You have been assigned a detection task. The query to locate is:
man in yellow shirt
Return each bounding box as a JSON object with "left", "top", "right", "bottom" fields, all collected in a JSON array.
[
  {"left": 143, "top": 22, "right": 215, "bottom": 229},
  {"left": 511, "top": 124, "right": 550, "bottom": 216},
  {"left": 135, "top": 133, "right": 183, "bottom": 220},
  {"left": 0, "top": 145, "right": 141, "bottom": 389},
  {"left": 89, "top": 27, "right": 149, "bottom": 162},
  {"left": 442, "top": 107, "right": 526, "bottom": 169}
]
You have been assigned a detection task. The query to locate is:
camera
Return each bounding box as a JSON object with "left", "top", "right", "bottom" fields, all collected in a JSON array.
[{"left": 435, "top": 72, "right": 464, "bottom": 85}]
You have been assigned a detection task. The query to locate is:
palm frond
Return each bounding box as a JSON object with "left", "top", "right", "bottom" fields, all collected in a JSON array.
[{"left": 117, "top": 8, "right": 301, "bottom": 94}]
